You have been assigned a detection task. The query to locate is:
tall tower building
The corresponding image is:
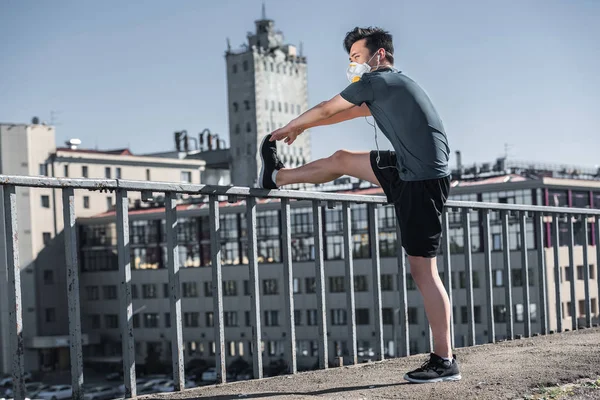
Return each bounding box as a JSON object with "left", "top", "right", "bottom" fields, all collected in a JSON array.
[{"left": 225, "top": 6, "right": 311, "bottom": 188}]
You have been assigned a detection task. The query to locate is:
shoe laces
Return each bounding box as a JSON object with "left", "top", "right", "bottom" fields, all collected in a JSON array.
[
  {"left": 418, "top": 356, "right": 439, "bottom": 372},
  {"left": 270, "top": 148, "right": 284, "bottom": 169}
]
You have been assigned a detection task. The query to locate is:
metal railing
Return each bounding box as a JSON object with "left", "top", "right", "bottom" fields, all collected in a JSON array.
[{"left": 1, "top": 174, "right": 600, "bottom": 400}]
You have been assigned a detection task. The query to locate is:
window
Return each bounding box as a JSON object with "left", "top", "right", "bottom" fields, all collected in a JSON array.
[
  {"left": 265, "top": 99, "right": 269, "bottom": 110},
  {"left": 493, "top": 270, "right": 503, "bottom": 287},
  {"left": 205, "top": 312, "right": 214, "bottom": 327},
  {"left": 245, "top": 311, "right": 251, "bottom": 327},
  {"left": 235, "top": 124, "right": 240, "bottom": 134},
  {"left": 41, "top": 195, "right": 50, "bottom": 208},
  {"left": 243, "top": 60, "right": 248, "bottom": 71},
  {"left": 64, "top": 165, "right": 69, "bottom": 177},
  {"left": 86, "top": 286, "right": 99, "bottom": 301},
  {"left": 146, "top": 169, "right": 151, "bottom": 181},
  {"left": 459, "top": 271, "right": 480, "bottom": 288},
  {"left": 106, "top": 197, "right": 112, "bottom": 210},
  {"left": 264, "top": 310, "right": 279, "bottom": 326},
  {"left": 165, "top": 313, "right": 171, "bottom": 328},
  {"left": 143, "top": 313, "right": 160, "bottom": 328},
  {"left": 293, "top": 278, "right": 300, "bottom": 293},
  {"left": 223, "top": 280, "right": 237, "bottom": 296},
  {"left": 182, "top": 282, "right": 198, "bottom": 297},
  {"left": 39, "top": 163, "right": 47, "bottom": 176},
  {"left": 224, "top": 311, "right": 238, "bottom": 327},
  {"left": 83, "top": 196, "right": 90, "bottom": 209},
  {"left": 131, "top": 285, "right": 138, "bottom": 299},
  {"left": 381, "top": 274, "right": 393, "bottom": 291},
  {"left": 382, "top": 308, "right": 394, "bottom": 325},
  {"left": 329, "top": 276, "right": 344, "bottom": 293},
  {"left": 105, "top": 167, "right": 111, "bottom": 178},
  {"left": 103, "top": 285, "right": 117, "bottom": 300},
  {"left": 243, "top": 280, "right": 250, "bottom": 296},
  {"left": 42, "top": 232, "right": 51, "bottom": 245},
  {"left": 406, "top": 274, "right": 417, "bottom": 290},
  {"left": 244, "top": 100, "right": 250, "bottom": 110},
  {"left": 306, "top": 309, "right": 317, "bottom": 326},
  {"left": 461, "top": 306, "right": 482, "bottom": 324},
  {"left": 494, "top": 305, "right": 507, "bottom": 322},
  {"left": 43, "top": 270, "right": 54, "bottom": 285},
  {"left": 246, "top": 122, "right": 252, "bottom": 133},
  {"left": 142, "top": 284, "right": 157, "bottom": 299},
  {"left": 105, "top": 315, "right": 119, "bottom": 329},
  {"left": 356, "top": 308, "right": 369, "bottom": 325},
  {"left": 354, "top": 275, "right": 368, "bottom": 292},
  {"left": 90, "top": 315, "right": 101, "bottom": 329},
  {"left": 232, "top": 64, "right": 238, "bottom": 74},
  {"left": 82, "top": 166, "right": 88, "bottom": 178},
  {"left": 331, "top": 309, "right": 346, "bottom": 325},
  {"left": 45, "top": 308, "right": 56, "bottom": 323},
  {"left": 408, "top": 307, "right": 418, "bottom": 324},
  {"left": 180, "top": 171, "right": 192, "bottom": 183},
  {"left": 204, "top": 282, "right": 213, "bottom": 297},
  {"left": 233, "top": 102, "right": 239, "bottom": 112},
  {"left": 263, "top": 279, "right": 278, "bottom": 295},
  {"left": 305, "top": 278, "right": 316, "bottom": 293},
  {"left": 116, "top": 168, "right": 122, "bottom": 179},
  {"left": 278, "top": 102, "right": 282, "bottom": 112},
  {"left": 294, "top": 310, "right": 302, "bottom": 325},
  {"left": 284, "top": 103, "right": 288, "bottom": 113},
  {"left": 163, "top": 283, "right": 169, "bottom": 298},
  {"left": 296, "top": 104, "right": 301, "bottom": 114},
  {"left": 184, "top": 312, "right": 199, "bottom": 327}
]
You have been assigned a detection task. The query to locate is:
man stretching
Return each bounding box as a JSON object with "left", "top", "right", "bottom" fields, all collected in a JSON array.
[{"left": 258, "top": 26, "right": 459, "bottom": 383}]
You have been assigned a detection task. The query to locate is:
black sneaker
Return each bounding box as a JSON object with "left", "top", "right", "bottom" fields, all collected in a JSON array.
[
  {"left": 403, "top": 353, "right": 461, "bottom": 383},
  {"left": 258, "top": 134, "right": 285, "bottom": 189}
]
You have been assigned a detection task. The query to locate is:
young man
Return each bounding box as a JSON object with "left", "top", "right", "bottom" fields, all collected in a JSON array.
[{"left": 258, "top": 27, "right": 460, "bottom": 383}]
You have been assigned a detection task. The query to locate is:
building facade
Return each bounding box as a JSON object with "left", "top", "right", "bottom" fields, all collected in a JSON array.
[
  {"left": 225, "top": 11, "right": 311, "bottom": 188},
  {"left": 0, "top": 121, "right": 206, "bottom": 373}
]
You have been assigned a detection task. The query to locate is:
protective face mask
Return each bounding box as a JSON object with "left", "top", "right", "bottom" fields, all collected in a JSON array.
[{"left": 346, "top": 52, "right": 380, "bottom": 83}]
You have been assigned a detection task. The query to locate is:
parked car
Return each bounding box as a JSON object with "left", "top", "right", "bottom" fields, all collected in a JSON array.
[
  {"left": 0, "top": 372, "right": 32, "bottom": 387},
  {"left": 4, "top": 382, "right": 48, "bottom": 398},
  {"left": 37, "top": 385, "right": 73, "bottom": 400},
  {"left": 136, "top": 378, "right": 171, "bottom": 395},
  {"left": 201, "top": 368, "right": 216, "bottom": 383},
  {"left": 154, "top": 379, "right": 197, "bottom": 392},
  {"left": 104, "top": 372, "right": 122, "bottom": 381},
  {"left": 83, "top": 386, "right": 118, "bottom": 400},
  {"left": 117, "top": 379, "right": 147, "bottom": 394}
]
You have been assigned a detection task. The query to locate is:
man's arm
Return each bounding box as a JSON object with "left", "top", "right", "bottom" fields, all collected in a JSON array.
[{"left": 270, "top": 95, "right": 370, "bottom": 144}]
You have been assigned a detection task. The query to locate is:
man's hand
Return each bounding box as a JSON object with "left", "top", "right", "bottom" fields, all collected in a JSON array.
[{"left": 270, "top": 124, "right": 304, "bottom": 145}]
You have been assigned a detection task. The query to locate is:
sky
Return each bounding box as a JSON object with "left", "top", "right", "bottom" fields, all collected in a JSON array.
[{"left": 1, "top": 0, "right": 599, "bottom": 169}]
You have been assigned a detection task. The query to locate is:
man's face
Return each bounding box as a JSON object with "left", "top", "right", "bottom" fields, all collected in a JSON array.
[{"left": 348, "top": 38, "right": 378, "bottom": 66}]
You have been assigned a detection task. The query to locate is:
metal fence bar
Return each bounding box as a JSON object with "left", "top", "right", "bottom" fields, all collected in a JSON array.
[
  {"left": 312, "top": 201, "right": 328, "bottom": 369},
  {"left": 536, "top": 212, "right": 548, "bottom": 334},
  {"left": 501, "top": 210, "right": 514, "bottom": 340},
  {"left": 343, "top": 203, "right": 358, "bottom": 364},
  {"left": 462, "top": 208, "right": 475, "bottom": 346},
  {"left": 62, "top": 188, "right": 84, "bottom": 400},
  {"left": 520, "top": 212, "right": 531, "bottom": 337},
  {"left": 246, "top": 197, "right": 263, "bottom": 379},
  {"left": 116, "top": 189, "right": 136, "bottom": 399},
  {"left": 553, "top": 215, "right": 563, "bottom": 333},
  {"left": 582, "top": 217, "right": 592, "bottom": 328},
  {"left": 3, "top": 186, "right": 25, "bottom": 400},
  {"left": 209, "top": 196, "right": 226, "bottom": 383},
  {"left": 597, "top": 216, "right": 600, "bottom": 326},
  {"left": 427, "top": 327, "right": 434, "bottom": 354},
  {"left": 165, "top": 192, "right": 184, "bottom": 390},
  {"left": 368, "top": 204, "right": 384, "bottom": 361},
  {"left": 441, "top": 210, "right": 454, "bottom": 349},
  {"left": 396, "top": 223, "right": 410, "bottom": 356},
  {"left": 280, "top": 198, "right": 297, "bottom": 373},
  {"left": 568, "top": 216, "right": 577, "bottom": 331},
  {"left": 482, "top": 209, "right": 495, "bottom": 343}
]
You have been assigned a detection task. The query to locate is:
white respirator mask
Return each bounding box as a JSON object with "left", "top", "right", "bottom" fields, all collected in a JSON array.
[{"left": 346, "top": 52, "right": 380, "bottom": 83}]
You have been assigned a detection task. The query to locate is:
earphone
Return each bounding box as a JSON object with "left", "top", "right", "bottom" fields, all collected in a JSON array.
[{"left": 364, "top": 116, "right": 399, "bottom": 170}]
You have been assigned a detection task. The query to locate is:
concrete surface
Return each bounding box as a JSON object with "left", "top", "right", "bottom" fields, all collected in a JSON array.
[{"left": 143, "top": 327, "right": 600, "bottom": 399}]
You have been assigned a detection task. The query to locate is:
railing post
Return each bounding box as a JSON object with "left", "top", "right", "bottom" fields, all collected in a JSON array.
[
  {"left": 482, "top": 209, "right": 495, "bottom": 343},
  {"left": 552, "top": 215, "right": 563, "bottom": 333},
  {"left": 368, "top": 204, "right": 384, "bottom": 361},
  {"left": 62, "top": 188, "right": 84, "bottom": 400},
  {"left": 567, "top": 216, "right": 577, "bottom": 330},
  {"left": 441, "top": 210, "right": 454, "bottom": 349},
  {"left": 209, "top": 196, "right": 226, "bottom": 383},
  {"left": 116, "top": 189, "right": 136, "bottom": 398},
  {"left": 582, "top": 216, "right": 592, "bottom": 328},
  {"left": 312, "top": 201, "right": 328, "bottom": 369},
  {"left": 462, "top": 208, "right": 475, "bottom": 346},
  {"left": 596, "top": 216, "right": 600, "bottom": 326},
  {"left": 165, "top": 192, "right": 184, "bottom": 390},
  {"left": 519, "top": 212, "right": 531, "bottom": 337},
  {"left": 501, "top": 210, "right": 514, "bottom": 340},
  {"left": 536, "top": 212, "right": 548, "bottom": 334},
  {"left": 396, "top": 223, "right": 410, "bottom": 356},
  {"left": 3, "top": 186, "right": 25, "bottom": 400},
  {"left": 246, "top": 197, "right": 263, "bottom": 379},
  {"left": 342, "top": 203, "right": 358, "bottom": 364},
  {"left": 280, "top": 198, "right": 297, "bottom": 374}
]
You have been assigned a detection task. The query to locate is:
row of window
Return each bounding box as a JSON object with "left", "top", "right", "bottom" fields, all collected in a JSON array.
[
  {"left": 231, "top": 100, "right": 302, "bottom": 115},
  {"left": 39, "top": 164, "right": 192, "bottom": 182},
  {"left": 231, "top": 61, "right": 300, "bottom": 76}
]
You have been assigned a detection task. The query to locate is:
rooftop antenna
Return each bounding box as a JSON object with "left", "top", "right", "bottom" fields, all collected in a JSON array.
[
  {"left": 226, "top": 37, "right": 231, "bottom": 52},
  {"left": 504, "top": 143, "right": 513, "bottom": 159},
  {"left": 261, "top": 2, "right": 266, "bottom": 19},
  {"left": 299, "top": 41, "right": 304, "bottom": 56}
]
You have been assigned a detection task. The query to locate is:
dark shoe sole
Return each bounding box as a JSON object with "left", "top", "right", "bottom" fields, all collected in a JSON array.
[
  {"left": 403, "top": 373, "right": 462, "bottom": 383},
  {"left": 258, "top": 134, "right": 275, "bottom": 189}
]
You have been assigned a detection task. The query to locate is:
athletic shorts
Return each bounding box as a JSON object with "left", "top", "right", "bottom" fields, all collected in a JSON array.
[{"left": 370, "top": 150, "right": 450, "bottom": 258}]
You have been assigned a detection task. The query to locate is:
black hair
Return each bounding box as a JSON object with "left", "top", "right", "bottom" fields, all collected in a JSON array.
[{"left": 343, "top": 27, "right": 394, "bottom": 64}]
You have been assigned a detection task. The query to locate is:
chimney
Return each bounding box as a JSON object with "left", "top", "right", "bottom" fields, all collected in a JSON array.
[
  {"left": 207, "top": 133, "right": 213, "bottom": 151},
  {"left": 215, "top": 134, "right": 220, "bottom": 150},
  {"left": 199, "top": 132, "right": 204, "bottom": 151},
  {"left": 455, "top": 150, "right": 462, "bottom": 171}
]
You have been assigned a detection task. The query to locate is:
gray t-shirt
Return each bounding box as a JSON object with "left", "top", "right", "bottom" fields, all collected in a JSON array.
[{"left": 340, "top": 68, "right": 450, "bottom": 181}]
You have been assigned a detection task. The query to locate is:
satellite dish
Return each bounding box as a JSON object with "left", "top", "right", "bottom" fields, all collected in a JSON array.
[{"left": 32, "top": 117, "right": 40, "bottom": 125}]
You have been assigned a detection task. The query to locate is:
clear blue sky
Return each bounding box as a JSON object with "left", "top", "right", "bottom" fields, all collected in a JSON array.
[{"left": 1, "top": 0, "right": 598, "bottom": 168}]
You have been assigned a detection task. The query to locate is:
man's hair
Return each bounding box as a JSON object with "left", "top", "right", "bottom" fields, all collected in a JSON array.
[{"left": 343, "top": 27, "right": 394, "bottom": 64}]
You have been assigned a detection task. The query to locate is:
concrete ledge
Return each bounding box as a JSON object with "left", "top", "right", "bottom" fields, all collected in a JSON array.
[{"left": 143, "top": 328, "right": 600, "bottom": 400}]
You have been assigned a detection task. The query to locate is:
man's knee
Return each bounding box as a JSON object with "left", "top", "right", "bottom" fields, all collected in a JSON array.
[{"left": 329, "top": 149, "right": 351, "bottom": 172}]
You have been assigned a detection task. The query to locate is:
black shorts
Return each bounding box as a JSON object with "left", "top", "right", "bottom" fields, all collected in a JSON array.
[{"left": 370, "top": 151, "right": 450, "bottom": 258}]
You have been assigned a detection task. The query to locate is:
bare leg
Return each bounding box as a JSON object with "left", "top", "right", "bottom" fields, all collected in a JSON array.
[
  {"left": 409, "top": 255, "right": 452, "bottom": 358},
  {"left": 276, "top": 150, "right": 381, "bottom": 187}
]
